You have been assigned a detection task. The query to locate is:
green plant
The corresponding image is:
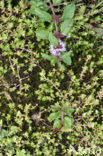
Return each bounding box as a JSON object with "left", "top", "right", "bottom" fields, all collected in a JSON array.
[
  {"left": 48, "top": 103, "right": 74, "bottom": 130},
  {"left": 0, "top": 0, "right": 103, "bottom": 155},
  {"left": 29, "top": 0, "right": 76, "bottom": 67}
]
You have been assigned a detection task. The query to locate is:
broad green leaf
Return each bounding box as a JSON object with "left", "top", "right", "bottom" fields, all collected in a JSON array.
[
  {"left": 63, "top": 108, "right": 74, "bottom": 116},
  {"left": 29, "top": 7, "right": 36, "bottom": 14},
  {"left": 34, "top": 8, "right": 52, "bottom": 22},
  {"left": 41, "top": 53, "right": 52, "bottom": 61},
  {"left": 41, "top": 53, "right": 57, "bottom": 62},
  {"left": 53, "top": 119, "right": 61, "bottom": 128},
  {"left": 51, "top": 105, "right": 61, "bottom": 111},
  {"left": 49, "top": 32, "right": 58, "bottom": 46},
  {"left": 52, "top": 0, "right": 62, "bottom": 4},
  {"left": 63, "top": 117, "right": 74, "bottom": 128},
  {"left": 48, "top": 112, "right": 61, "bottom": 122},
  {"left": 61, "top": 3, "right": 76, "bottom": 20},
  {"left": 30, "top": 1, "right": 36, "bottom": 6},
  {"left": 61, "top": 52, "right": 72, "bottom": 65},
  {"left": 60, "top": 19, "right": 73, "bottom": 34},
  {"left": 36, "top": 30, "right": 49, "bottom": 40}
]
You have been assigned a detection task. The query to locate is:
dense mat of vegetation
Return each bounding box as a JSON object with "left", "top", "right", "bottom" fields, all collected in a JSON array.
[{"left": 0, "top": 0, "right": 103, "bottom": 155}]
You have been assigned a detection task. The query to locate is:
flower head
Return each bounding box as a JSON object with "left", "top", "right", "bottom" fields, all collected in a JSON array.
[{"left": 50, "top": 39, "right": 66, "bottom": 58}]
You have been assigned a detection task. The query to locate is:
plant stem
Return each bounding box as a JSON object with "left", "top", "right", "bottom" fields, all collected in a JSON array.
[
  {"left": 61, "top": 111, "right": 63, "bottom": 127},
  {"left": 49, "top": 2, "right": 59, "bottom": 32}
]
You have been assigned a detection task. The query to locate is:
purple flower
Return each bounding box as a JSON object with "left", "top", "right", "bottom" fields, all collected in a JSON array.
[{"left": 50, "top": 39, "right": 66, "bottom": 57}]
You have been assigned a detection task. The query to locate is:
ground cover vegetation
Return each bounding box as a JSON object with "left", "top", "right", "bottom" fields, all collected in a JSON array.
[{"left": 0, "top": 0, "right": 103, "bottom": 155}]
